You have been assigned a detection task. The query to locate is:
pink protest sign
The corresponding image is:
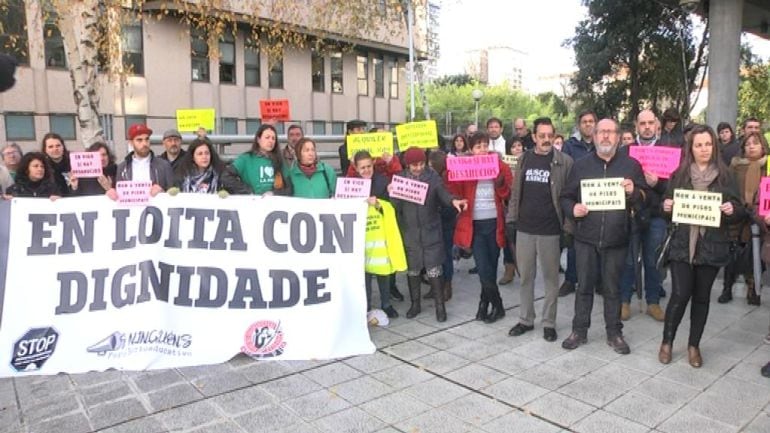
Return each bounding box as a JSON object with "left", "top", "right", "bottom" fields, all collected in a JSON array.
[
  {"left": 69, "top": 152, "right": 103, "bottom": 178},
  {"left": 446, "top": 154, "right": 499, "bottom": 181},
  {"left": 335, "top": 177, "right": 371, "bottom": 199},
  {"left": 759, "top": 178, "right": 770, "bottom": 217},
  {"left": 116, "top": 181, "right": 152, "bottom": 205},
  {"left": 628, "top": 146, "right": 682, "bottom": 179},
  {"left": 390, "top": 175, "right": 428, "bottom": 205}
]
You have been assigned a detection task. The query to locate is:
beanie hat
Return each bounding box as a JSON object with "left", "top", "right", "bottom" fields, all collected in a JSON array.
[{"left": 403, "top": 147, "right": 426, "bottom": 166}]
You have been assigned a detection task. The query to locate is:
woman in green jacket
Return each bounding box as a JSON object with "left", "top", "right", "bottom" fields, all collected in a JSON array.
[
  {"left": 232, "top": 124, "right": 289, "bottom": 196},
  {"left": 285, "top": 138, "right": 336, "bottom": 198}
]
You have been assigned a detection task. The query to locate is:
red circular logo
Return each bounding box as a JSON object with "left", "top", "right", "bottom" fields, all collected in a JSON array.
[{"left": 242, "top": 321, "right": 286, "bottom": 359}]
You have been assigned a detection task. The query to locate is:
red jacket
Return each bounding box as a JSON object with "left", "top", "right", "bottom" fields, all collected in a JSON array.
[
  {"left": 345, "top": 156, "right": 402, "bottom": 180},
  {"left": 448, "top": 158, "right": 512, "bottom": 249}
]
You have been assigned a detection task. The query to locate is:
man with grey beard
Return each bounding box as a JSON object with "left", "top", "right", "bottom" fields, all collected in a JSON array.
[{"left": 559, "top": 119, "right": 649, "bottom": 355}]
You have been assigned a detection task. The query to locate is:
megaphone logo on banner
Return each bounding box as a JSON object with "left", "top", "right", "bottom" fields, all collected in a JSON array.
[{"left": 87, "top": 332, "right": 126, "bottom": 355}]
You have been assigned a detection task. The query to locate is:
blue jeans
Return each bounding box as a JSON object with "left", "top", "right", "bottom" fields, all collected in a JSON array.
[
  {"left": 619, "top": 216, "right": 666, "bottom": 304},
  {"left": 472, "top": 219, "right": 500, "bottom": 288},
  {"left": 366, "top": 273, "right": 391, "bottom": 310}
]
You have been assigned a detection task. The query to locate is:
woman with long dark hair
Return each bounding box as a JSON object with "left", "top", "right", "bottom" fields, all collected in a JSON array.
[
  {"left": 41, "top": 132, "right": 71, "bottom": 196},
  {"left": 447, "top": 134, "right": 468, "bottom": 156},
  {"left": 659, "top": 124, "right": 745, "bottom": 368},
  {"left": 71, "top": 142, "right": 117, "bottom": 196},
  {"left": 232, "top": 124, "right": 289, "bottom": 196},
  {"left": 172, "top": 139, "right": 250, "bottom": 195},
  {"left": 5, "top": 152, "right": 60, "bottom": 199}
]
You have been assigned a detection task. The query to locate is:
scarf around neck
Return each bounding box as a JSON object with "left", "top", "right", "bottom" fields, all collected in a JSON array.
[
  {"left": 299, "top": 162, "right": 318, "bottom": 178},
  {"left": 687, "top": 162, "right": 719, "bottom": 263},
  {"left": 182, "top": 166, "right": 219, "bottom": 193}
]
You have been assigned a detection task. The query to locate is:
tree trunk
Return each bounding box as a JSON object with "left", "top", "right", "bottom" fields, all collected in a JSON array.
[
  {"left": 55, "top": 0, "right": 104, "bottom": 149},
  {"left": 628, "top": 45, "right": 641, "bottom": 121}
]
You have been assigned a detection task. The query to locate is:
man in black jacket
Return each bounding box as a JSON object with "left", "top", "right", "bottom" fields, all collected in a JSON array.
[{"left": 560, "top": 118, "right": 649, "bottom": 355}]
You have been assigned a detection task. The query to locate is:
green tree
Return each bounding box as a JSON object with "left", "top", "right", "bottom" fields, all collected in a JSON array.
[
  {"left": 738, "top": 61, "right": 770, "bottom": 125},
  {"left": 566, "top": 0, "right": 707, "bottom": 122}
]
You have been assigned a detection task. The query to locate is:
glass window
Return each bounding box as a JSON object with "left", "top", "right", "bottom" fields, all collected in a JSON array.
[
  {"left": 0, "top": 0, "right": 28, "bottom": 64},
  {"left": 122, "top": 20, "right": 143, "bottom": 75},
  {"left": 44, "top": 11, "right": 66, "bottom": 68},
  {"left": 357, "top": 55, "right": 368, "bottom": 95},
  {"left": 389, "top": 60, "right": 399, "bottom": 99},
  {"left": 268, "top": 51, "right": 284, "bottom": 89},
  {"left": 125, "top": 115, "right": 146, "bottom": 139},
  {"left": 331, "top": 52, "right": 343, "bottom": 94},
  {"left": 219, "top": 31, "right": 235, "bottom": 84},
  {"left": 311, "top": 49, "right": 325, "bottom": 92},
  {"left": 246, "top": 119, "right": 261, "bottom": 135},
  {"left": 222, "top": 118, "right": 238, "bottom": 134},
  {"left": 245, "top": 46, "right": 260, "bottom": 86},
  {"left": 374, "top": 57, "right": 384, "bottom": 98},
  {"left": 5, "top": 113, "right": 35, "bottom": 141},
  {"left": 331, "top": 122, "right": 344, "bottom": 136},
  {"left": 312, "top": 121, "right": 326, "bottom": 135},
  {"left": 274, "top": 122, "right": 285, "bottom": 135},
  {"left": 49, "top": 114, "right": 76, "bottom": 140},
  {"left": 191, "top": 28, "right": 209, "bottom": 82}
]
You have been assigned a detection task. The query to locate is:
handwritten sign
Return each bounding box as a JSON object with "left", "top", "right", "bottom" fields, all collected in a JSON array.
[
  {"left": 116, "top": 181, "right": 152, "bottom": 205},
  {"left": 346, "top": 132, "right": 394, "bottom": 159},
  {"left": 69, "top": 152, "right": 102, "bottom": 178},
  {"left": 672, "top": 189, "right": 722, "bottom": 227},
  {"left": 335, "top": 177, "right": 372, "bottom": 199},
  {"left": 395, "top": 120, "right": 439, "bottom": 150},
  {"left": 501, "top": 155, "right": 519, "bottom": 170},
  {"left": 259, "top": 99, "right": 291, "bottom": 121},
  {"left": 176, "top": 108, "right": 215, "bottom": 132},
  {"left": 390, "top": 175, "right": 428, "bottom": 205},
  {"left": 760, "top": 178, "right": 770, "bottom": 217},
  {"left": 628, "top": 146, "right": 682, "bottom": 179},
  {"left": 581, "top": 177, "right": 626, "bottom": 211},
  {"left": 447, "top": 154, "right": 500, "bottom": 181}
]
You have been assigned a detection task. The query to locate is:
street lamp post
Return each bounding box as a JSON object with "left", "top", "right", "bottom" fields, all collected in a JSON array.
[{"left": 472, "top": 89, "right": 483, "bottom": 127}]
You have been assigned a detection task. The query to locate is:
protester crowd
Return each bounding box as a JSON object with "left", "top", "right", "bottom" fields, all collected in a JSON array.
[{"left": 3, "top": 109, "right": 770, "bottom": 378}]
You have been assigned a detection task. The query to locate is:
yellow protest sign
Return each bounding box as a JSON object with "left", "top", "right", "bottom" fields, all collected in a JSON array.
[
  {"left": 347, "top": 132, "right": 395, "bottom": 159},
  {"left": 176, "top": 108, "right": 215, "bottom": 132},
  {"left": 501, "top": 155, "right": 519, "bottom": 170},
  {"left": 396, "top": 120, "right": 439, "bottom": 150},
  {"left": 672, "top": 189, "right": 722, "bottom": 228},
  {"left": 580, "top": 177, "right": 625, "bottom": 211}
]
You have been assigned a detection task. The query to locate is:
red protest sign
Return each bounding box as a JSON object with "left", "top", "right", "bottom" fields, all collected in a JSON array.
[
  {"left": 259, "top": 99, "right": 291, "bottom": 121},
  {"left": 390, "top": 175, "right": 428, "bottom": 205},
  {"left": 759, "top": 177, "right": 770, "bottom": 217},
  {"left": 69, "top": 152, "right": 103, "bottom": 178}
]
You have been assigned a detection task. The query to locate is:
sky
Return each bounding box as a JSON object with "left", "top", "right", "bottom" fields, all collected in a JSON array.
[{"left": 436, "top": 0, "right": 770, "bottom": 79}]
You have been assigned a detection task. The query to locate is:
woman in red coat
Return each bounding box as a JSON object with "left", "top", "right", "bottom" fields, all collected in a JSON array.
[{"left": 449, "top": 132, "right": 513, "bottom": 323}]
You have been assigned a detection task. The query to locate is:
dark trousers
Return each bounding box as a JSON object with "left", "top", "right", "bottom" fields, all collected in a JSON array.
[
  {"left": 572, "top": 240, "right": 626, "bottom": 338},
  {"left": 565, "top": 245, "right": 577, "bottom": 284},
  {"left": 502, "top": 232, "right": 515, "bottom": 264},
  {"left": 619, "top": 216, "right": 666, "bottom": 304},
  {"left": 472, "top": 219, "right": 502, "bottom": 302},
  {"left": 663, "top": 262, "right": 719, "bottom": 347},
  {"left": 441, "top": 208, "right": 457, "bottom": 282},
  {"left": 366, "top": 273, "right": 392, "bottom": 310}
]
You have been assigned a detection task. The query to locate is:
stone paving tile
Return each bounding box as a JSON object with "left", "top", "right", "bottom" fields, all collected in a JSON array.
[
  {"left": 416, "top": 330, "right": 472, "bottom": 350},
  {"left": 343, "top": 352, "right": 402, "bottom": 374},
  {"left": 188, "top": 370, "right": 252, "bottom": 397},
  {"left": 397, "top": 408, "right": 478, "bottom": 433},
  {"left": 271, "top": 422, "right": 323, "bottom": 433},
  {"left": 97, "top": 416, "right": 167, "bottom": 433},
  {"left": 129, "top": 370, "right": 186, "bottom": 393},
  {"left": 302, "top": 362, "right": 364, "bottom": 388},
  {"left": 515, "top": 364, "right": 578, "bottom": 391},
  {"left": 412, "top": 350, "right": 471, "bottom": 374},
  {"left": 478, "top": 350, "right": 540, "bottom": 375},
  {"left": 234, "top": 404, "right": 303, "bottom": 432},
  {"left": 70, "top": 370, "right": 124, "bottom": 388},
  {"left": 510, "top": 339, "right": 569, "bottom": 363},
  {"left": 367, "top": 328, "right": 409, "bottom": 348},
  {"left": 480, "top": 411, "right": 562, "bottom": 433},
  {"left": 483, "top": 377, "right": 549, "bottom": 407},
  {"left": 20, "top": 393, "right": 82, "bottom": 425},
  {"left": 604, "top": 391, "right": 678, "bottom": 428},
  {"left": 155, "top": 400, "right": 221, "bottom": 431},
  {"left": 656, "top": 363, "right": 721, "bottom": 390},
  {"left": 14, "top": 374, "right": 73, "bottom": 403},
  {"left": 283, "top": 389, "right": 352, "bottom": 421},
  {"left": 657, "top": 409, "right": 739, "bottom": 433},
  {"left": 186, "top": 421, "right": 244, "bottom": 433},
  {"left": 259, "top": 373, "right": 323, "bottom": 401},
  {"left": 387, "top": 320, "right": 439, "bottom": 339},
  {"left": 382, "top": 340, "right": 438, "bottom": 361},
  {"left": 331, "top": 376, "right": 394, "bottom": 405},
  {"left": 209, "top": 386, "right": 276, "bottom": 416},
  {"left": 684, "top": 376, "right": 770, "bottom": 427},
  {"left": 445, "top": 364, "right": 507, "bottom": 390},
  {"left": 88, "top": 397, "right": 149, "bottom": 431},
  {"left": 584, "top": 362, "right": 650, "bottom": 389},
  {"left": 447, "top": 321, "right": 500, "bottom": 341},
  {"left": 312, "top": 406, "right": 385, "bottom": 433},
  {"left": 572, "top": 409, "right": 649, "bottom": 433},
  {"left": 557, "top": 377, "right": 626, "bottom": 408},
  {"left": 440, "top": 392, "right": 511, "bottom": 426},
  {"left": 632, "top": 376, "right": 700, "bottom": 407},
  {"left": 29, "top": 412, "right": 92, "bottom": 433},
  {"left": 80, "top": 379, "right": 135, "bottom": 407},
  {"left": 235, "top": 360, "right": 297, "bottom": 384},
  {"left": 403, "top": 377, "right": 471, "bottom": 407},
  {"left": 444, "top": 339, "right": 509, "bottom": 362},
  {"left": 0, "top": 406, "right": 22, "bottom": 433},
  {"left": 526, "top": 391, "right": 596, "bottom": 427},
  {"left": 370, "top": 364, "right": 433, "bottom": 389},
  {"left": 360, "top": 390, "right": 432, "bottom": 424},
  {"left": 145, "top": 382, "right": 203, "bottom": 411},
  {"left": 744, "top": 412, "right": 770, "bottom": 433},
  {"left": 543, "top": 351, "right": 607, "bottom": 377}
]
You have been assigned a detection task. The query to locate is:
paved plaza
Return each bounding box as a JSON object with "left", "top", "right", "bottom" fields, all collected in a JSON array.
[{"left": 2, "top": 259, "right": 770, "bottom": 433}]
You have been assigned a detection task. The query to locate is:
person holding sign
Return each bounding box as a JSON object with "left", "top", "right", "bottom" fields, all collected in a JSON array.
[
  {"left": 506, "top": 117, "right": 573, "bottom": 342},
  {"left": 106, "top": 124, "right": 174, "bottom": 201},
  {"left": 659, "top": 125, "right": 744, "bottom": 368},
  {"left": 4, "top": 152, "right": 60, "bottom": 199},
  {"left": 559, "top": 118, "right": 648, "bottom": 355},
  {"left": 449, "top": 133, "right": 512, "bottom": 324},
  {"left": 338, "top": 120, "right": 367, "bottom": 176},
  {"left": 285, "top": 138, "right": 337, "bottom": 199},
  {"left": 232, "top": 124, "right": 289, "bottom": 196},
  {"left": 390, "top": 147, "right": 467, "bottom": 322},
  {"left": 168, "top": 139, "right": 250, "bottom": 196},
  {"left": 720, "top": 132, "right": 769, "bottom": 305},
  {"left": 71, "top": 142, "right": 117, "bottom": 196}
]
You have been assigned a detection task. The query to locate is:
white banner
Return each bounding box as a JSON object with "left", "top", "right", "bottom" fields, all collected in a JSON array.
[{"left": 0, "top": 194, "right": 374, "bottom": 377}]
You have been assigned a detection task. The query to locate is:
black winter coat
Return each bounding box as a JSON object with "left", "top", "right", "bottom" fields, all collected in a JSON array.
[
  {"left": 560, "top": 150, "right": 649, "bottom": 249},
  {"left": 664, "top": 173, "right": 745, "bottom": 267},
  {"left": 7, "top": 178, "right": 60, "bottom": 198}
]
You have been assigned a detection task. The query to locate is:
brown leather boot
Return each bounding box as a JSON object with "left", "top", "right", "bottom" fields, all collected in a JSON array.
[
  {"left": 498, "top": 263, "right": 515, "bottom": 285},
  {"left": 658, "top": 342, "right": 672, "bottom": 364},
  {"left": 747, "top": 281, "right": 761, "bottom": 306},
  {"left": 688, "top": 346, "right": 702, "bottom": 368}
]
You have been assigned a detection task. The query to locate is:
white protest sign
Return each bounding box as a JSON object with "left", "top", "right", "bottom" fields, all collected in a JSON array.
[
  {"left": 69, "top": 152, "right": 103, "bottom": 178},
  {"left": 390, "top": 175, "right": 428, "bottom": 205},
  {"left": 335, "top": 177, "right": 371, "bottom": 199},
  {"left": 116, "top": 181, "right": 152, "bottom": 205},
  {"left": 672, "top": 189, "right": 722, "bottom": 228},
  {"left": 580, "top": 177, "right": 626, "bottom": 211}
]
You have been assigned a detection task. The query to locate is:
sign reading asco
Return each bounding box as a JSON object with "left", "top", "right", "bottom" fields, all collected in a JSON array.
[{"left": 0, "top": 195, "right": 374, "bottom": 377}]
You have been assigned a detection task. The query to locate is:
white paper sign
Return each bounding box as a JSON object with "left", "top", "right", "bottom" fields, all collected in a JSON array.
[
  {"left": 116, "top": 181, "right": 152, "bottom": 205},
  {"left": 581, "top": 177, "right": 626, "bottom": 211},
  {"left": 672, "top": 189, "right": 722, "bottom": 228}
]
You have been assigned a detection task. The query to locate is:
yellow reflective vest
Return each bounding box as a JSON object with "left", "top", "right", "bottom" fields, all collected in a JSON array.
[{"left": 365, "top": 200, "right": 407, "bottom": 275}]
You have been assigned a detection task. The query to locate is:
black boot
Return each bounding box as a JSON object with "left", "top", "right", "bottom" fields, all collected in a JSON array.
[
  {"left": 747, "top": 280, "right": 761, "bottom": 306},
  {"left": 406, "top": 276, "right": 422, "bottom": 318},
  {"left": 430, "top": 277, "right": 446, "bottom": 322},
  {"left": 475, "top": 286, "right": 489, "bottom": 321},
  {"left": 719, "top": 268, "right": 735, "bottom": 304},
  {"left": 390, "top": 275, "right": 405, "bottom": 302},
  {"left": 484, "top": 282, "right": 505, "bottom": 324}
]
